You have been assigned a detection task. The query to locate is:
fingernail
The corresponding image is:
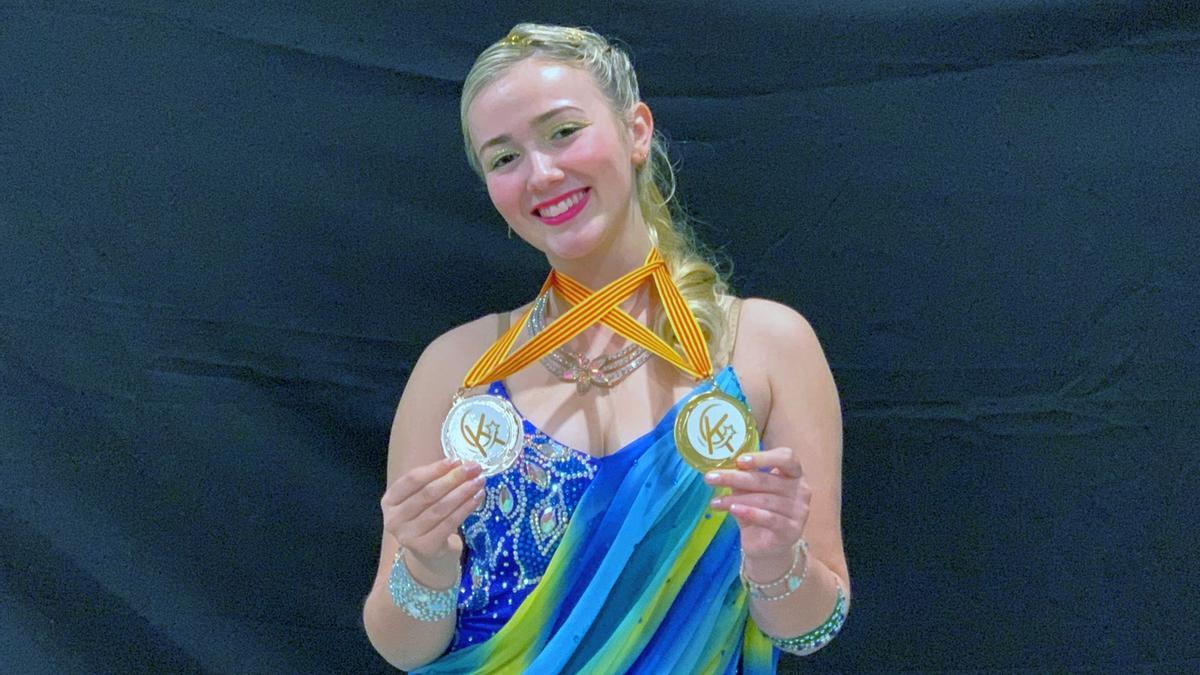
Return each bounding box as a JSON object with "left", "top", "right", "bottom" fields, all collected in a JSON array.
[
  {"left": 737, "top": 455, "right": 753, "bottom": 466},
  {"left": 709, "top": 498, "right": 721, "bottom": 508},
  {"left": 473, "top": 489, "right": 485, "bottom": 500},
  {"left": 705, "top": 472, "right": 720, "bottom": 483},
  {"left": 729, "top": 504, "right": 743, "bottom": 515},
  {"left": 471, "top": 475, "right": 486, "bottom": 488}
]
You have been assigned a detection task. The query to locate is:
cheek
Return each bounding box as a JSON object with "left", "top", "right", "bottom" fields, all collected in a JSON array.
[
  {"left": 485, "top": 175, "right": 525, "bottom": 215},
  {"left": 564, "top": 135, "right": 617, "bottom": 170},
  {"left": 564, "top": 134, "right": 632, "bottom": 187}
]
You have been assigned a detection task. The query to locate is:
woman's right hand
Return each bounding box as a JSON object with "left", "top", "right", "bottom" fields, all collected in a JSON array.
[{"left": 381, "top": 457, "right": 486, "bottom": 570}]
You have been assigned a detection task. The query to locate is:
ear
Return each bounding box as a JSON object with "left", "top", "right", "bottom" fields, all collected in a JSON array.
[{"left": 628, "top": 101, "right": 654, "bottom": 166}]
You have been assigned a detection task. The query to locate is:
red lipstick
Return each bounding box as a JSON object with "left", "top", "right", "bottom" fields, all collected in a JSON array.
[{"left": 533, "top": 188, "right": 590, "bottom": 226}]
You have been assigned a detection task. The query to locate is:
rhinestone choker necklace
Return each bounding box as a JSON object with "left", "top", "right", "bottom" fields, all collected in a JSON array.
[{"left": 527, "top": 292, "right": 651, "bottom": 395}]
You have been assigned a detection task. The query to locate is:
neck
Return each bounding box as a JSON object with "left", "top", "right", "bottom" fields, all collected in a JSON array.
[
  {"left": 546, "top": 282, "right": 657, "bottom": 358},
  {"left": 542, "top": 208, "right": 658, "bottom": 355},
  {"left": 546, "top": 207, "right": 654, "bottom": 289}
]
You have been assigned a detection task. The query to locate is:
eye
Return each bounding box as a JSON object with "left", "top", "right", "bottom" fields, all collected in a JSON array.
[
  {"left": 551, "top": 123, "right": 585, "bottom": 140},
  {"left": 488, "top": 151, "right": 517, "bottom": 171}
]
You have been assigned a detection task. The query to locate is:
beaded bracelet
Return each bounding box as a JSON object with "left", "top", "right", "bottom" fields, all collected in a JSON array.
[
  {"left": 767, "top": 582, "right": 848, "bottom": 656},
  {"left": 740, "top": 538, "right": 809, "bottom": 601},
  {"left": 387, "top": 548, "right": 459, "bottom": 622}
]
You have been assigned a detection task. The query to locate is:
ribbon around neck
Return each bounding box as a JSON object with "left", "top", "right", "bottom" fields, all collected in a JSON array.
[{"left": 461, "top": 248, "right": 713, "bottom": 389}]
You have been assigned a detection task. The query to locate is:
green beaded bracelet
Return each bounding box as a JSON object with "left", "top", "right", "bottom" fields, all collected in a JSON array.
[{"left": 768, "top": 583, "right": 847, "bottom": 656}]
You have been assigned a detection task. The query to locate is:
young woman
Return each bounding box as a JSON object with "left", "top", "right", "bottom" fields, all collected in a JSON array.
[{"left": 363, "top": 23, "right": 850, "bottom": 673}]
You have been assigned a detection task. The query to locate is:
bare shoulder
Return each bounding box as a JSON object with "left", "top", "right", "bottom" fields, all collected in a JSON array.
[
  {"left": 734, "top": 297, "right": 822, "bottom": 354},
  {"left": 724, "top": 297, "right": 836, "bottom": 433},
  {"left": 413, "top": 312, "right": 505, "bottom": 387},
  {"left": 385, "top": 311, "right": 506, "bottom": 481}
]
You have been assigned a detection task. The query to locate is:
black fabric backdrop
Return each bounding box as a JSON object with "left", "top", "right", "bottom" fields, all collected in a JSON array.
[{"left": 2, "top": 1, "right": 1198, "bottom": 672}]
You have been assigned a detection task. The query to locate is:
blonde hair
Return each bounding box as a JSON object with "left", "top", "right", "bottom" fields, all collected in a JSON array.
[{"left": 460, "top": 23, "right": 731, "bottom": 366}]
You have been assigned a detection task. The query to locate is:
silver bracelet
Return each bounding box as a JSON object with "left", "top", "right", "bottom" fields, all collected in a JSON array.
[
  {"left": 767, "top": 582, "right": 848, "bottom": 656},
  {"left": 387, "top": 548, "right": 459, "bottom": 622},
  {"left": 740, "top": 538, "right": 809, "bottom": 601}
]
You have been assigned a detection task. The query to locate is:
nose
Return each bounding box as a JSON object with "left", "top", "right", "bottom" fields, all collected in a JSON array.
[{"left": 526, "top": 150, "right": 564, "bottom": 193}]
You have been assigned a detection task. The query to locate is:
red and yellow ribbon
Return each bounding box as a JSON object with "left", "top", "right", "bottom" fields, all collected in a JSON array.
[{"left": 461, "top": 248, "right": 712, "bottom": 389}]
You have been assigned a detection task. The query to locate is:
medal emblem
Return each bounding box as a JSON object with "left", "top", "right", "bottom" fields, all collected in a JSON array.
[
  {"left": 441, "top": 394, "right": 523, "bottom": 475},
  {"left": 674, "top": 388, "right": 757, "bottom": 471}
]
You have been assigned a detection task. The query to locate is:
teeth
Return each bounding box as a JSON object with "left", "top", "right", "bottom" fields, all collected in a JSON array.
[{"left": 540, "top": 191, "right": 583, "bottom": 218}]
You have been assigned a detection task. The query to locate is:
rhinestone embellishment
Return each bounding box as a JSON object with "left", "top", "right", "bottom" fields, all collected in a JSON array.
[
  {"left": 456, "top": 419, "right": 598, "bottom": 615},
  {"left": 525, "top": 461, "right": 549, "bottom": 489},
  {"left": 527, "top": 292, "right": 652, "bottom": 394},
  {"left": 538, "top": 505, "right": 556, "bottom": 533},
  {"left": 497, "top": 484, "right": 515, "bottom": 516}
]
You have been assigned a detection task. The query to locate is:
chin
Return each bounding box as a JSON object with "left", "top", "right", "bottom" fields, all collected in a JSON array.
[
  {"left": 545, "top": 242, "right": 598, "bottom": 263},
  {"left": 544, "top": 228, "right": 614, "bottom": 263},
  {"left": 511, "top": 208, "right": 628, "bottom": 264}
]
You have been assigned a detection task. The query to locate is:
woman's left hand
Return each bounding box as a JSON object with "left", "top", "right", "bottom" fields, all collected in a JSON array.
[{"left": 704, "top": 446, "right": 811, "bottom": 564}]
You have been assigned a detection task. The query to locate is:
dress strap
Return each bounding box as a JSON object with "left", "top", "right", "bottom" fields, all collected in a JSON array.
[
  {"left": 714, "top": 296, "right": 744, "bottom": 369},
  {"left": 497, "top": 310, "right": 511, "bottom": 339}
]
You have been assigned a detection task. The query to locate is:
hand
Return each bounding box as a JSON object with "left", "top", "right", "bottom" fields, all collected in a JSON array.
[
  {"left": 704, "top": 447, "right": 812, "bottom": 575},
  {"left": 381, "top": 458, "right": 486, "bottom": 566}
]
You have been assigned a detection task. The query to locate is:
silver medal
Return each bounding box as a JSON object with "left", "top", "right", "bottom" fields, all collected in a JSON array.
[{"left": 440, "top": 394, "right": 523, "bottom": 475}]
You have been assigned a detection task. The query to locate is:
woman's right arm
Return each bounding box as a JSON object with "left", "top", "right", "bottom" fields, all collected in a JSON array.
[{"left": 362, "top": 321, "right": 493, "bottom": 671}]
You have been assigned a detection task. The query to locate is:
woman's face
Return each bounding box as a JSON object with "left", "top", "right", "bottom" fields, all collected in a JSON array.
[{"left": 466, "top": 59, "right": 652, "bottom": 263}]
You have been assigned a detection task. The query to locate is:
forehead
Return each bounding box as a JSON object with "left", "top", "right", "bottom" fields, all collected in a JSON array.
[{"left": 468, "top": 59, "right": 611, "bottom": 142}]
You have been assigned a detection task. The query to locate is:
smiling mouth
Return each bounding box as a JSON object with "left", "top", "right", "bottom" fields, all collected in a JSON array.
[{"left": 533, "top": 188, "right": 590, "bottom": 224}]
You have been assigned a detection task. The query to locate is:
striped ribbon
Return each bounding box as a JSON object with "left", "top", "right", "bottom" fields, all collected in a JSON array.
[{"left": 462, "top": 248, "right": 712, "bottom": 389}]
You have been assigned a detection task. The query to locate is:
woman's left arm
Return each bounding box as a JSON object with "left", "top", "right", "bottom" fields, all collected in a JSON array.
[{"left": 705, "top": 299, "right": 851, "bottom": 651}]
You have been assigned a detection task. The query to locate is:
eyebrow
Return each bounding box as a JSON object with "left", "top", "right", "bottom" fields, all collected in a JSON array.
[{"left": 476, "top": 105, "right": 587, "bottom": 157}]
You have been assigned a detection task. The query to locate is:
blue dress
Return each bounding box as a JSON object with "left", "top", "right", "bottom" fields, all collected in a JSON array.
[
  {"left": 418, "top": 365, "right": 782, "bottom": 674},
  {"left": 446, "top": 367, "right": 773, "bottom": 652}
]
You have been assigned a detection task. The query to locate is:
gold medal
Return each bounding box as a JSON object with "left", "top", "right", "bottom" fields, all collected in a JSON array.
[
  {"left": 441, "top": 393, "right": 523, "bottom": 475},
  {"left": 673, "top": 386, "right": 758, "bottom": 471}
]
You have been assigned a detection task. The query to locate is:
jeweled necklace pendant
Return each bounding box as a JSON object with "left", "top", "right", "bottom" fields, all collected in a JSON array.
[
  {"left": 569, "top": 365, "right": 596, "bottom": 395},
  {"left": 674, "top": 384, "right": 758, "bottom": 472},
  {"left": 441, "top": 393, "right": 523, "bottom": 476}
]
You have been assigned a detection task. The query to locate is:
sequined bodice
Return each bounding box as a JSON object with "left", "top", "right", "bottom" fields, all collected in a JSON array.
[{"left": 450, "top": 380, "right": 601, "bottom": 649}]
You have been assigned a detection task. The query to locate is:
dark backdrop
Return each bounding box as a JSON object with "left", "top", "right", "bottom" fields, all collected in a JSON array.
[{"left": 2, "top": 1, "right": 1198, "bottom": 672}]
